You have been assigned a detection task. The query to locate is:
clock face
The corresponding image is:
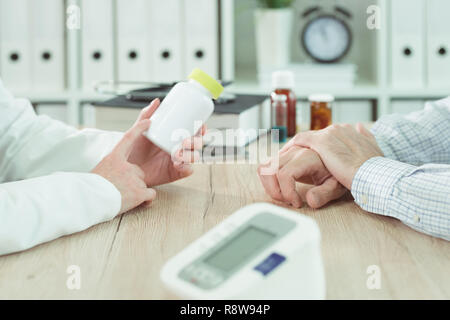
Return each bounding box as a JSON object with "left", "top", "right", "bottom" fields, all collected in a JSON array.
[{"left": 302, "top": 15, "right": 352, "bottom": 63}]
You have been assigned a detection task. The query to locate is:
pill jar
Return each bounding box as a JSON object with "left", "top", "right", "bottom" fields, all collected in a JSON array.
[
  {"left": 309, "top": 94, "right": 333, "bottom": 130},
  {"left": 145, "top": 68, "right": 223, "bottom": 153},
  {"left": 271, "top": 93, "right": 288, "bottom": 143},
  {"left": 271, "top": 71, "right": 296, "bottom": 137}
]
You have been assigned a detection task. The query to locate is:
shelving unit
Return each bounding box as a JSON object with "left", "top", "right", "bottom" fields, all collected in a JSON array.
[
  {"left": 9, "top": 0, "right": 113, "bottom": 126},
  {"left": 8, "top": 0, "right": 229, "bottom": 127},
  {"left": 228, "top": 0, "right": 449, "bottom": 119},
  {"left": 7, "top": 0, "right": 449, "bottom": 126}
]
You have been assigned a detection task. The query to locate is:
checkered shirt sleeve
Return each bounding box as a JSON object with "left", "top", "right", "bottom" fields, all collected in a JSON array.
[{"left": 351, "top": 98, "right": 450, "bottom": 240}]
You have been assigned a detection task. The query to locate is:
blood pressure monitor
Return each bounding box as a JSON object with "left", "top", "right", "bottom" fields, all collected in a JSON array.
[{"left": 160, "top": 203, "right": 325, "bottom": 299}]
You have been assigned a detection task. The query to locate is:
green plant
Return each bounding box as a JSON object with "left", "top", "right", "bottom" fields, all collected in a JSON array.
[{"left": 257, "top": 0, "right": 294, "bottom": 9}]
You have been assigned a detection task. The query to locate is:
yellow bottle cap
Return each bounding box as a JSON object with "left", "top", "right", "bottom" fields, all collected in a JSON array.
[{"left": 188, "top": 68, "right": 224, "bottom": 100}]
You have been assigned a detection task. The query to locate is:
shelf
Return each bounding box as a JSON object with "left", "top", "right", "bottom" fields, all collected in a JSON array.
[
  {"left": 228, "top": 78, "right": 450, "bottom": 101},
  {"left": 388, "top": 88, "right": 450, "bottom": 99},
  {"left": 228, "top": 78, "right": 380, "bottom": 100},
  {"left": 11, "top": 90, "right": 114, "bottom": 103}
]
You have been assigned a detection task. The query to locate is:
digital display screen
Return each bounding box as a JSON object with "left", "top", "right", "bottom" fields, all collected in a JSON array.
[{"left": 204, "top": 226, "right": 275, "bottom": 272}]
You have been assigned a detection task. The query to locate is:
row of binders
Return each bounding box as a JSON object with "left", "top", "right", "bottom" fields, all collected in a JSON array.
[
  {"left": 0, "top": 0, "right": 219, "bottom": 93},
  {"left": 391, "top": 0, "right": 450, "bottom": 88},
  {"left": 0, "top": 0, "right": 64, "bottom": 92}
]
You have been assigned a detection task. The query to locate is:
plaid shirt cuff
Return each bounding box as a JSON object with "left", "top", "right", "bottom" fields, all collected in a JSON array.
[{"left": 351, "top": 157, "right": 415, "bottom": 218}]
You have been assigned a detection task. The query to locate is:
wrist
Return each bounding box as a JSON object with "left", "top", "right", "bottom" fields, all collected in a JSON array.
[{"left": 90, "top": 172, "right": 122, "bottom": 215}]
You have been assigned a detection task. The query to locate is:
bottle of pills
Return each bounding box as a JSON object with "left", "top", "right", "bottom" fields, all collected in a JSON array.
[
  {"left": 309, "top": 94, "right": 333, "bottom": 130},
  {"left": 145, "top": 68, "right": 223, "bottom": 154},
  {"left": 271, "top": 93, "right": 288, "bottom": 143},
  {"left": 271, "top": 71, "right": 296, "bottom": 137}
]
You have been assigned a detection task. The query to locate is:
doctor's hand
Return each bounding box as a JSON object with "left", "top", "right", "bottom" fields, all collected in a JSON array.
[
  {"left": 127, "top": 99, "right": 206, "bottom": 187},
  {"left": 258, "top": 146, "right": 347, "bottom": 209},
  {"left": 281, "top": 123, "right": 384, "bottom": 190},
  {"left": 92, "top": 119, "right": 157, "bottom": 214}
]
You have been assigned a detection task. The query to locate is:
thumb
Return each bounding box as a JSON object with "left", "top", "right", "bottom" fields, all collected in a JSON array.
[
  {"left": 306, "top": 177, "right": 347, "bottom": 209},
  {"left": 115, "top": 119, "right": 151, "bottom": 159},
  {"left": 141, "top": 188, "right": 157, "bottom": 203},
  {"left": 280, "top": 131, "right": 315, "bottom": 154},
  {"left": 136, "top": 98, "right": 160, "bottom": 123}
]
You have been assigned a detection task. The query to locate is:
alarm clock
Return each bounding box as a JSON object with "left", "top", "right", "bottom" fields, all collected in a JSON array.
[{"left": 301, "top": 6, "right": 352, "bottom": 63}]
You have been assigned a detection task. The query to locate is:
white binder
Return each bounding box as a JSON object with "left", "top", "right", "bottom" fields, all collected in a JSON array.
[
  {"left": 390, "top": 0, "right": 425, "bottom": 88},
  {"left": 0, "top": 0, "right": 32, "bottom": 92},
  {"left": 183, "top": 0, "right": 219, "bottom": 78},
  {"left": 30, "top": 0, "right": 65, "bottom": 91},
  {"left": 427, "top": 0, "right": 450, "bottom": 88},
  {"left": 81, "top": 0, "right": 114, "bottom": 91},
  {"left": 116, "top": 0, "right": 152, "bottom": 82},
  {"left": 149, "top": 0, "right": 183, "bottom": 83}
]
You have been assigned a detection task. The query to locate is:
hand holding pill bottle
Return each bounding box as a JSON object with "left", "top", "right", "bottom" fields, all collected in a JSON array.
[{"left": 145, "top": 69, "right": 224, "bottom": 154}]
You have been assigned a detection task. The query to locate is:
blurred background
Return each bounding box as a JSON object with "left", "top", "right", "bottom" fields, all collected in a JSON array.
[{"left": 0, "top": 0, "right": 449, "bottom": 131}]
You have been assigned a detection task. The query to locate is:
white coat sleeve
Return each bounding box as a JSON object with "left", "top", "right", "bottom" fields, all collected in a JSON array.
[
  {"left": 0, "top": 79, "right": 124, "bottom": 255},
  {"left": 0, "top": 172, "right": 122, "bottom": 255}
]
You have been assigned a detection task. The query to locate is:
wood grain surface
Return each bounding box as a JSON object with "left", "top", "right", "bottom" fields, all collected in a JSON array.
[{"left": 0, "top": 163, "right": 449, "bottom": 299}]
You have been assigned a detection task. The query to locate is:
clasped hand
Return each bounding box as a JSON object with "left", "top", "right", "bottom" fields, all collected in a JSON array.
[{"left": 258, "top": 123, "right": 384, "bottom": 208}]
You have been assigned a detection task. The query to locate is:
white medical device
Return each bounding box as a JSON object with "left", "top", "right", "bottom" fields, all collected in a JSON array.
[{"left": 160, "top": 203, "right": 326, "bottom": 299}]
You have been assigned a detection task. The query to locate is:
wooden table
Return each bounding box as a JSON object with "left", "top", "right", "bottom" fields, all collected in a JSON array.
[{"left": 0, "top": 163, "right": 449, "bottom": 299}]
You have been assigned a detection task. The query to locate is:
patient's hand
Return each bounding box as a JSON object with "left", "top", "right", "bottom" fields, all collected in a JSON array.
[
  {"left": 282, "top": 123, "right": 383, "bottom": 190},
  {"left": 258, "top": 146, "right": 347, "bottom": 209},
  {"left": 127, "top": 99, "right": 206, "bottom": 187}
]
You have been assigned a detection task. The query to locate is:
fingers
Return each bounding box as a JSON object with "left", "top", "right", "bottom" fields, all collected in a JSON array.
[
  {"left": 195, "top": 124, "right": 207, "bottom": 136},
  {"left": 115, "top": 119, "right": 151, "bottom": 159},
  {"left": 181, "top": 135, "right": 203, "bottom": 151},
  {"left": 133, "top": 166, "right": 156, "bottom": 205},
  {"left": 259, "top": 145, "right": 345, "bottom": 209},
  {"left": 257, "top": 166, "right": 284, "bottom": 202},
  {"left": 173, "top": 163, "right": 194, "bottom": 178},
  {"left": 277, "top": 167, "right": 302, "bottom": 208},
  {"left": 258, "top": 147, "right": 303, "bottom": 204},
  {"left": 173, "top": 126, "right": 206, "bottom": 169},
  {"left": 280, "top": 131, "right": 316, "bottom": 153},
  {"left": 141, "top": 188, "right": 157, "bottom": 202},
  {"left": 305, "top": 177, "right": 347, "bottom": 209},
  {"left": 201, "top": 124, "right": 207, "bottom": 136},
  {"left": 137, "top": 99, "right": 160, "bottom": 122},
  {"left": 173, "top": 149, "right": 200, "bottom": 165},
  {"left": 275, "top": 149, "right": 318, "bottom": 208}
]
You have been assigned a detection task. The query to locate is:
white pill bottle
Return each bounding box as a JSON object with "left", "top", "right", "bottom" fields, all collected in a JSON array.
[{"left": 145, "top": 68, "right": 223, "bottom": 154}]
